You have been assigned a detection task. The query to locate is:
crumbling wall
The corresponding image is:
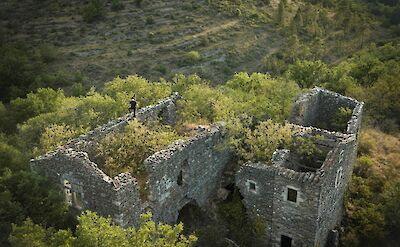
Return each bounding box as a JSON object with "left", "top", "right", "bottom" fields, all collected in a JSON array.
[
  {"left": 66, "top": 92, "right": 180, "bottom": 155},
  {"left": 30, "top": 93, "right": 180, "bottom": 227},
  {"left": 290, "top": 88, "right": 363, "bottom": 134},
  {"left": 30, "top": 149, "right": 141, "bottom": 227},
  {"left": 235, "top": 163, "right": 275, "bottom": 244},
  {"left": 31, "top": 92, "right": 233, "bottom": 228},
  {"left": 236, "top": 160, "right": 322, "bottom": 247},
  {"left": 144, "top": 125, "right": 233, "bottom": 224},
  {"left": 315, "top": 136, "right": 357, "bottom": 246},
  {"left": 290, "top": 88, "right": 320, "bottom": 127},
  {"left": 270, "top": 171, "right": 321, "bottom": 247},
  {"left": 235, "top": 124, "right": 361, "bottom": 247},
  {"left": 347, "top": 102, "right": 364, "bottom": 134}
]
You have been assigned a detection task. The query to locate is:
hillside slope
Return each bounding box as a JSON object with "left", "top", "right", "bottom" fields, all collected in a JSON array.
[{"left": 0, "top": 0, "right": 284, "bottom": 86}]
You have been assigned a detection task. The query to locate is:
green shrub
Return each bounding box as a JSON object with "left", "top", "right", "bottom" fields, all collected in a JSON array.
[
  {"left": 146, "top": 16, "right": 155, "bottom": 25},
  {"left": 135, "top": 0, "right": 143, "bottom": 8},
  {"left": 331, "top": 107, "right": 353, "bottom": 132},
  {"left": 111, "top": 0, "right": 124, "bottom": 11},
  {"left": 96, "top": 120, "right": 181, "bottom": 177},
  {"left": 185, "top": 51, "right": 201, "bottom": 64},
  {"left": 182, "top": 3, "right": 193, "bottom": 10},
  {"left": 291, "top": 135, "right": 326, "bottom": 168},
  {"left": 71, "top": 82, "right": 86, "bottom": 97},
  {"left": 38, "top": 44, "right": 58, "bottom": 63},
  {"left": 155, "top": 64, "right": 167, "bottom": 75},
  {"left": 9, "top": 211, "right": 196, "bottom": 246},
  {"left": 354, "top": 155, "right": 373, "bottom": 177},
  {"left": 35, "top": 124, "right": 87, "bottom": 155},
  {"left": 239, "top": 120, "right": 294, "bottom": 164},
  {"left": 148, "top": 32, "right": 155, "bottom": 39},
  {"left": 82, "top": 0, "right": 106, "bottom": 23}
]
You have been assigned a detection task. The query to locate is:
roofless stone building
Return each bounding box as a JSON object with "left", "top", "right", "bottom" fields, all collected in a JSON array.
[{"left": 31, "top": 88, "right": 363, "bottom": 247}]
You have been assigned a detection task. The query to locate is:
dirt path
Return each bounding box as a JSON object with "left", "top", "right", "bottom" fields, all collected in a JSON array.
[{"left": 173, "top": 20, "right": 239, "bottom": 44}]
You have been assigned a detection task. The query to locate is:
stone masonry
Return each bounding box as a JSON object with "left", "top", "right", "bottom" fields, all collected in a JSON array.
[
  {"left": 31, "top": 93, "right": 233, "bottom": 227},
  {"left": 236, "top": 88, "right": 363, "bottom": 247},
  {"left": 31, "top": 87, "right": 363, "bottom": 247}
]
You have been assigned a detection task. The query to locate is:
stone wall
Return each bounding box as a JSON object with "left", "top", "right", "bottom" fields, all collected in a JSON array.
[
  {"left": 235, "top": 163, "right": 275, "bottom": 243},
  {"left": 31, "top": 148, "right": 141, "bottom": 227},
  {"left": 144, "top": 125, "right": 233, "bottom": 223},
  {"left": 316, "top": 135, "right": 357, "bottom": 246},
  {"left": 235, "top": 128, "right": 356, "bottom": 247},
  {"left": 290, "top": 87, "right": 320, "bottom": 128},
  {"left": 31, "top": 93, "right": 233, "bottom": 227},
  {"left": 290, "top": 87, "right": 363, "bottom": 134},
  {"left": 31, "top": 87, "right": 363, "bottom": 246},
  {"left": 270, "top": 170, "right": 321, "bottom": 247},
  {"left": 65, "top": 92, "right": 180, "bottom": 154}
]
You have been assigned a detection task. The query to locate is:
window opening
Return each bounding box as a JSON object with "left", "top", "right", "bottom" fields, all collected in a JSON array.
[
  {"left": 335, "top": 167, "right": 343, "bottom": 188},
  {"left": 177, "top": 170, "right": 183, "bottom": 186},
  {"left": 287, "top": 188, "right": 298, "bottom": 203},
  {"left": 339, "top": 150, "right": 345, "bottom": 163},
  {"left": 178, "top": 159, "right": 189, "bottom": 186},
  {"left": 249, "top": 181, "right": 256, "bottom": 191},
  {"left": 63, "top": 180, "right": 72, "bottom": 206},
  {"left": 281, "top": 235, "right": 292, "bottom": 247},
  {"left": 73, "top": 192, "right": 83, "bottom": 210}
]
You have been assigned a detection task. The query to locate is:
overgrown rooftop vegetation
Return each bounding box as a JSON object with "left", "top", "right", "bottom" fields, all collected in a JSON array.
[
  {"left": 96, "top": 120, "right": 183, "bottom": 177},
  {"left": 1, "top": 0, "right": 400, "bottom": 245}
]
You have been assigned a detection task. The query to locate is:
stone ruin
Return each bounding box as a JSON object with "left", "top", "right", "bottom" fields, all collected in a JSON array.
[
  {"left": 236, "top": 88, "right": 363, "bottom": 247},
  {"left": 31, "top": 92, "right": 233, "bottom": 227},
  {"left": 31, "top": 87, "right": 363, "bottom": 247}
]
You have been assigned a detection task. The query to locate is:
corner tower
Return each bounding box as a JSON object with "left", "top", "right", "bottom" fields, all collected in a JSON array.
[{"left": 236, "top": 88, "right": 364, "bottom": 247}]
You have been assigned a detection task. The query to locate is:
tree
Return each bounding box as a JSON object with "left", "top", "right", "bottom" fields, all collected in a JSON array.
[
  {"left": 0, "top": 136, "right": 28, "bottom": 172},
  {"left": 35, "top": 124, "right": 88, "bottom": 155},
  {"left": 9, "top": 88, "right": 65, "bottom": 128},
  {"left": 82, "top": 0, "right": 106, "bottom": 23},
  {"left": 286, "top": 60, "right": 330, "bottom": 88},
  {"left": 103, "top": 75, "right": 172, "bottom": 108},
  {"left": 238, "top": 120, "right": 294, "bottom": 163},
  {"left": 9, "top": 211, "right": 197, "bottom": 247},
  {"left": 184, "top": 51, "right": 201, "bottom": 65},
  {"left": 277, "top": 0, "right": 286, "bottom": 25},
  {"left": 0, "top": 44, "right": 42, "bottom": 101},
  {"left": 382, "top": 182, "right": 400, "bottom": 236},
  {"left": 0, "top": 169, "right": 75, "bottom": 246},
  {"left": 178, "top": 84, "right": 223, "bottom": 124},
  {"left": 97, "top": 120, "right": 181, "bottom": 177},
  {"left": 0, "top": 102, "right": 6, "bottom": 132}
]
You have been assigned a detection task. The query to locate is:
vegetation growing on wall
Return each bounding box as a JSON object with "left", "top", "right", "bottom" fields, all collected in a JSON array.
[
  {"left": 0, "top": 0, "right": 399, "bottom": 245},
  {"left": 237, "top": 120, "right": 294, "bottom": 164},
  {"left": 97, "top": 120, "right": 182, "bottom": 177}
]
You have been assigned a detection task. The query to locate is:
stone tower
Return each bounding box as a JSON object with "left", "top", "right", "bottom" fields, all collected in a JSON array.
[{"left": 235, "top": 88, "right": 363, "bottom": 247}]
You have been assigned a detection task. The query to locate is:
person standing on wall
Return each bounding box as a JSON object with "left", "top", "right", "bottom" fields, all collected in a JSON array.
[{"left": 129, "top": 96, "right": 137, "bottom": 117}]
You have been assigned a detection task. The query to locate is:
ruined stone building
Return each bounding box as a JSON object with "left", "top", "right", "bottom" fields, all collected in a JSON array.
[{"left": 31, "top": 88, "right": 363, "bottom": 247}]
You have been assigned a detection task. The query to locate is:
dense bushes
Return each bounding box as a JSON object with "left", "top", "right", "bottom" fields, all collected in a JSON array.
[
  {"left": 9, "top": 211, "right": 197, "bottom": 247},
  {"left": 0, "top": 43, "right": 81, "bottom": 103},
  {"left": 238, "top": 120, "right": 294, "bottom": 164},
  {"left": 177, "top": 72, "right": 300, "bottom": 125},
  {"left": 97, "top": 120, "right": 181, "bottom": 177},
  {"left": 81, "top": 0, "right": 106, "bottom": 22},
  {"left": 286, "top": 43, "right": 400, "bottom": 132},
  {"left": 341, "top": 129, "right": 400, "bottom": 246}
]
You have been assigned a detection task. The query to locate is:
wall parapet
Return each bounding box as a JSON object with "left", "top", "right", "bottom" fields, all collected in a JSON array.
[
  {"left": 290, "top": 87, "right": 364, "bottom": 134},
  {"left": 65, "top": 92, "right": 180, "bottom": 151}
]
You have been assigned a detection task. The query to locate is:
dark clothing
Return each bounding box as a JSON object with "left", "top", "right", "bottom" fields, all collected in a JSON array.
[{"left": 129, "top": 99, "right": 137, "bottom": 117}]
